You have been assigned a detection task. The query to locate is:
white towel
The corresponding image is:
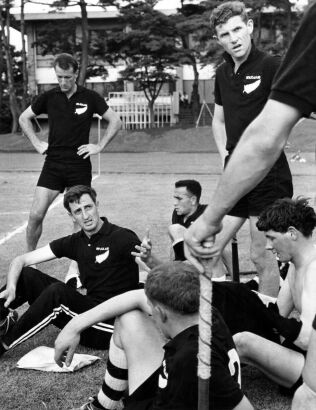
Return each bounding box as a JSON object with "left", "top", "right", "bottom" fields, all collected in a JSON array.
[{"left": 16, "top": 346, "right": 100, "bottom": 372}]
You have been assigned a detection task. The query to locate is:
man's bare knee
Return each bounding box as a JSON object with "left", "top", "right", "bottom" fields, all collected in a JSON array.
[
  {"left": 115, "top": 310, "right": 151, "bottom": 342},
  {"left": 28, "top": 208, "right": 46, "bottom": 226},
  {"left": 292, "top": 383, "right": 316, "bottom": 410},
  {"left": 250, "top": 241, "right": 266, "bottom": 269},
  {"left": 234, "top": 332, "right": 254, "bottom": 358}
]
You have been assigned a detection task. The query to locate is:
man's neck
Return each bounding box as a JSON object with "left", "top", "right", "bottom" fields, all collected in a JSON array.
[
  {"left": 168, "top": 314, "right": 198, "bottom": 339},
  {"left": 232, "top": 43, "right": 252, "bottom": 73},
  {"left": 65, "top": 84, "right": 77, "bottom": 99},
  {"left": 183, "top": 204, "right": 199, "bottom": 222},
  {"left": 84, "top": 218, "right": 104, "bottom": 238},
  {"left": 292, "top": 239, "right": 316, "bottom": 270}
]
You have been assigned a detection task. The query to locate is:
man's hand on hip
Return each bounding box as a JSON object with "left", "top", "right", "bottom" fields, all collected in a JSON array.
[{"left": 77, "top": 143, "right": 101, "bottom": 159}]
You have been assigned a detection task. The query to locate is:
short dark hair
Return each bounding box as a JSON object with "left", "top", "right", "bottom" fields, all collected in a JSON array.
[
  {"left": 53, "top": 53, "right": 79, "bottom": 73},
  {"left": 175, "top": 179, "right": 202, "bottom": 202},
  {"left": 256, "top": 197, "right": 316, "bottom": 237},
  {"left": 63, "top": 185, "right": 97, "bottom": 213},
  {"left": 210, "top": 1, "right": 248, "bottom": 34},
  {"left": 145, "top": 262, "right": 200, "bottom": 314}
]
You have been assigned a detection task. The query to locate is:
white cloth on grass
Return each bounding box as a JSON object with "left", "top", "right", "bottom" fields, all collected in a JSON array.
[{"left": 16, "top": 346, "right": 100, "bottom": 372}]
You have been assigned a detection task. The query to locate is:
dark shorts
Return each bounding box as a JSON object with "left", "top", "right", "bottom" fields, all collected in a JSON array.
[
  {"left": 225, "top": 152, "right": 293, "bottom": 218},
  {"left": 37, "top": 158, "right": 92, "bottom": 192},
  {"left": 124, "top": 368, "right": 159, "bottom": 410}
]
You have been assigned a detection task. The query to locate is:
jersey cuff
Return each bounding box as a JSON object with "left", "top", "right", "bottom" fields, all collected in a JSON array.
[{"left": 269, "top": 90, "right": 313, "bottom": 118}]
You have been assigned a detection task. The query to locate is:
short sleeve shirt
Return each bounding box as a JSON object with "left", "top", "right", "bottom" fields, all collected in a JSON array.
[
  {"left": 171, "top": 204, "right": 207, "bottom": 228},
  {"left": 32, "top": 86, "right": 109, "bottom": 158},
  {"left": 153, "top": 308, "right": 243, "bottom": 410},
  {"left": 49, "top": 217, "right": 140, "bottom": 303},
  {"left": 270, "top": 3, "right": 316, "bottom": 116},
  {"left": 214, "top": 45, "right": 280, "bottom": 152}
]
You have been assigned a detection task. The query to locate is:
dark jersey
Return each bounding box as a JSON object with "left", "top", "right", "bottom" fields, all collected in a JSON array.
[
  {"left": 32, "top": 86, "right": 109, "bottom": 160},
  {"left": 172, "top": 204, "right": 207, "bottom": 229},
  {"left": 313, "top": 314, "right": 316, "bottom": 331},
  {"left": 49, "top": 217, "right": 140, "bottom": 303},
  {"left": 270, "top": 2, "right": 316, "bottom": 116},
  {"left": 214, "top": 44, "right": 280, "bottom": 152},
  {"left": 152, "top": 308, "right": 243, "bottom": 410}
]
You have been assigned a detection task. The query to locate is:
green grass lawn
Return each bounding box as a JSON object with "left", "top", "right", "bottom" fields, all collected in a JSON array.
[
  {"left": 0, "top": 117, "right": 315, "bottom": 153},
  {"left": 0, "top": 123, "right": 315, "bottom": 409}
]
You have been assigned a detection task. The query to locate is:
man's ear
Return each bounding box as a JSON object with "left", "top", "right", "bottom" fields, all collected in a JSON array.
[
  {"left": 191, "top": 195, "right": 197, "bottom": 206},
  {"left": 247, "top": 19, "right": 254, "bottom": 35},
  {"left": 68, "top": 211, "right": 75, "bottom": 223},
  {"left": 156, "top": 305, "right": 168, "bottom": 323},
  {"left": 288, "top": 226, "right": 298, "bottom": 240}
]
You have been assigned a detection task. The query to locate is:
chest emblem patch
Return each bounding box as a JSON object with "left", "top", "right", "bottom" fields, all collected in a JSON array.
[
  {"left": 75, "top": 103, "right": 88, "bottom": 115},
  {"left": 158, "top": 360, "right": 168, "bottom": 389},
  {"left": 243, "top": 79, "right": 261, "bottom": 94},
  {"left": 95, "top": 248, "right": 109, "bottom": 264}
]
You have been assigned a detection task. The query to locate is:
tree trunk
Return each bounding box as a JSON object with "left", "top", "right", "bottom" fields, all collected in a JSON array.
[
  {"left": 191, "top": 61, "right": 200, "bottom": 121},
  {"left": 0, "top": 3, "right": 21, "bottom": 133},
  {"left": 256, "top": 10, "right": 262, "bottom": 46},
  {"left": 78, "top": 0, "right": 89, "bottom": 85},
  {"left": 20, "top": 0, "right": 28, "bottom": 110},
  {"left": 285, "top": 3, "right": 292, "bottom": 48},
  {"left": 0, "top": 33, "right": 4, "bottom": 108}
]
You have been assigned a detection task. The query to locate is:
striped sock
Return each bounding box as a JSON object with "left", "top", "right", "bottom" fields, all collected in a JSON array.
[{"left": 97, "top": 337, "right": 128, "bottom": 409}]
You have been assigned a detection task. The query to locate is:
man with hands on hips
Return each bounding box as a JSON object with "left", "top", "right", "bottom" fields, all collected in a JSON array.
[{"left": 19, "top": 53, "right": 122, "bottom": 256}]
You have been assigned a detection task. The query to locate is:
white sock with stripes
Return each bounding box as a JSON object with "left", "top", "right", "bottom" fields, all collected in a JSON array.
[{"left": 97, "top": 337, "right": 128, "bottom": 409}]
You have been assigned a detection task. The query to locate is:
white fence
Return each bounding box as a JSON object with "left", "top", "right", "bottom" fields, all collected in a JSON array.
[{"left": 107, "top": 91, "right": 179, "bottom": 130}]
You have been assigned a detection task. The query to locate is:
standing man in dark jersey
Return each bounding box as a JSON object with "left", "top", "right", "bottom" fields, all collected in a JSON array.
[
  {"left": 184, "top": 1, "right": 316, "bottom": 295},
  {"left": 19, "top": 53, "right": 122, "bottom": 256},
  {"left": 210, "top": 1, "right": 293, "bottom": 296}
]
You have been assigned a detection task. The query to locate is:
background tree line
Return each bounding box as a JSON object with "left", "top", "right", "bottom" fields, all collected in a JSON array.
[{"left": 0, "top": 0, "right": 305, "bottom": 133}]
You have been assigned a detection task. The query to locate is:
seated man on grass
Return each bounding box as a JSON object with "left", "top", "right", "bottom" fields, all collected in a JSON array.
[
  {"left": 170, "top": 179, "right": 232, "bottom": 279},
  {"left": 0, "top": 185, "right": 141, "bottom": 356},
  {"left": 233, "top": 197, "right": 316, "bottom": 396},
  {"left": 54, "top": 261, "right": 253, "bottom": 410}
]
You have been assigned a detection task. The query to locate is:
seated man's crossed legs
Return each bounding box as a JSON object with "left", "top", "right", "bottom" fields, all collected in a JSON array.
[{"left": 78, "top": 310, "right": 164, "bottom": 410}]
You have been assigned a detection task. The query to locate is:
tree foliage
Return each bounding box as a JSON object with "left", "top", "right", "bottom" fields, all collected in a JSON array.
[
  {"left": 0, "top": 0, "right": 21, "bottom": 133},
  {"left": 106, "top": 0, "right": 181, "bottom": 125}
]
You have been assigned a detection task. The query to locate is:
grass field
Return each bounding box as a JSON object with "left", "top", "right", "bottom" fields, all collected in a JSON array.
[{"left": 0, "top": 123, "right": 315, "bottom": 409}]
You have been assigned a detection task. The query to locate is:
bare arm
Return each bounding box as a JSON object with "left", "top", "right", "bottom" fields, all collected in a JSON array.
[
  {"left": 19, "top": 106, "right": 48, "bottom": 154},
  {"left": 54, "top": 289, "right": 149, "bottom": 367},
  {"left": 294, "top": 261, "right": 316, "bottom": 350},
  {"left": 184, "top": 100, "right": 301, "bottom": 267},
  {"left": 212, "top": 103, "right": 228, "bottom": 165},
  {"left": 0, "top": 245, "right": 56, "bottom": 307},
  {"left": 277, "top": 268, "right": 295, "bottom": 318},
  {"left": 302, "top": 324, "right": 316, "bottom": 392},
  {"left": 77, "top": 107, "right": 122, "bottom": 159}
]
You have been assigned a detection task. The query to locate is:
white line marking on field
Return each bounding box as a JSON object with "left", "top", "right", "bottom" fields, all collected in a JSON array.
[
  {"left": 0, "top": 211, "right": 29, "bottom": 215},
  {"left": 0, "top": 174, "right": 100, "bottom": 246}
]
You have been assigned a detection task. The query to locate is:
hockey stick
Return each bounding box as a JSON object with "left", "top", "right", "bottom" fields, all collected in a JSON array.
[{"left": 198, "top": 257, "right": 214, "bottom": 410}]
